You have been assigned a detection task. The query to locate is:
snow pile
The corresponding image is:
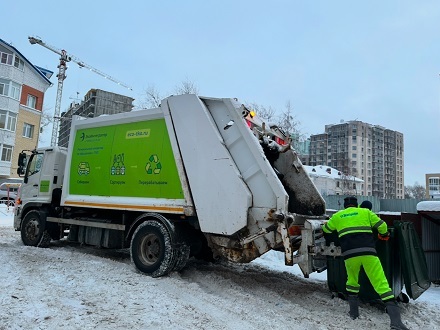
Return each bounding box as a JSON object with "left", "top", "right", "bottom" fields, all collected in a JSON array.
[
  {"left": 1, "top": 205, "right": 439, "bottom": 329},
  {"left": 0, "top": 204, "right": 14, "bottom": 226},
  {"left": 417, "top": 201, "right": 440, "bottom": 212}
]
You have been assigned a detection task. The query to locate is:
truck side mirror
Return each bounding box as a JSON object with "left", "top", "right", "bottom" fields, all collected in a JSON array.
[
  {"left": 17, "top": 167, "right": 25, "bottom": 177},
  {"left": 18, "top": 152, "right": 27, "bottom": 167},
  {"left": 17, "top": 152, "right": 27, "bottom": 177}
]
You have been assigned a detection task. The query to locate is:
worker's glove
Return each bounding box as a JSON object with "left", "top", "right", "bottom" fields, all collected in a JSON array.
[{"left": 378, "top": 232, "right": 390, "bottom": 241}]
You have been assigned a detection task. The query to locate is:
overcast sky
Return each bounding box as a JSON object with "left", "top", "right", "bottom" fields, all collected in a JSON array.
[{"left": 4, "top": 0, "right": 439, "bottom": 186}]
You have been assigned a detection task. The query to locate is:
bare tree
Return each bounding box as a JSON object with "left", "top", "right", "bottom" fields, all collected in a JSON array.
[
  {"left": 245, "top": 99, "right": 304, "bottom": 149},
  {"left": 174, "top": 77, "right": 199, "bottom": 95},
  {"left": 138, "top": 79, "right": 200, "bottom": 110},
  {"left": 141, "top": 85, "right": 163, "bottom": 109},
  {"left": 245, "top": 100, "right": 301, "bottom": 135},
  {"left": 277, "top": 100, "right": 301, "bottom": 136},
  {"left": 38, "top": 106, "right": 54, "bottom": 144},
  {"left": 339, "top": 169, "right": 358, "bottom": 195},
  {"left": 244, "top": 103, "right": 276, "bottom": 122},
  {"left": 404, "top": 182, "right": 426, "bottom": 199}
]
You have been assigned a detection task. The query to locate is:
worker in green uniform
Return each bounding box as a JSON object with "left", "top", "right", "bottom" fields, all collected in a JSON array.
[{"left": 322, "top": 196, "right": 409, "bottom": 330}]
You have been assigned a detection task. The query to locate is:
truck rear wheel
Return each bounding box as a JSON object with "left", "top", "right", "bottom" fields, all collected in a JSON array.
[
  {"left": 130, "top": 220, "right": 176, "bottom": 277},
  {"left": 21, "top": 210, "right": 51, "bottom": 248}
]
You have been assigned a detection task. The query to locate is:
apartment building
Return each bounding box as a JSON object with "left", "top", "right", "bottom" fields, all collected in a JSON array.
[
  {"left": 0, "top": 38, "right": 52, "bottom": 178},
  {"left": 57, "top": 89, "right": 134, "bottom": 148},
  {"left": 308, "top": 120, "right": 404, "bottom": 198}
]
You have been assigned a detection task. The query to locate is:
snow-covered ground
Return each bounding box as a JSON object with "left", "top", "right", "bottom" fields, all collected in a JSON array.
[{"left": 1, "top": 204, "right": 439, "bottom": 330}]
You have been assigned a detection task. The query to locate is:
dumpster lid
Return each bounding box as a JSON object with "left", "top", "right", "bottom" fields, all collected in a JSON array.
[{"left": 394, "top": 221, "right": 431, "bottom": 300}]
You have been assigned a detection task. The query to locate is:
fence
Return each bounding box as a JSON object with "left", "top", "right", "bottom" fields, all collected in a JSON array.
[{"left": 322, "top": 195, "right": 426, "bottom": 213}]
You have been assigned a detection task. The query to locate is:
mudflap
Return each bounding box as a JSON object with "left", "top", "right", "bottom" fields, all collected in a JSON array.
[{"left": 394, "top": 221, "right": 431, "bottom": 300}]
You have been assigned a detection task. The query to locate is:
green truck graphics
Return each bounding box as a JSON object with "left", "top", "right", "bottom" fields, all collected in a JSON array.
[
  {"left": 78, "top": 162, "right": 90, "bottom": 175},
  {"left": 69, "top": 119, "right": 183, "bottom": 199},
  {"left": 39, "top": 180, "right": 50, "bottom": 193},
  {"left": 146, "top": 154, "right": 161, "bottom": 174},
  {"left": 111, "top": 153, "right": 125, "bottom": 175}
]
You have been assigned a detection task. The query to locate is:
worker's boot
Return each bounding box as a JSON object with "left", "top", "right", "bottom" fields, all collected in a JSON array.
[
  {"left": 347, "top": 294, "right": 359, "bottom": 319},
  {"left": 385, "top": 300, "right": 409, "bottom": 330}
]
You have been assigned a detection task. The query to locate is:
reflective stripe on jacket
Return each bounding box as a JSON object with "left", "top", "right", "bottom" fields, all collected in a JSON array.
[{"left": 322, "top": 207, "right": 388, "bottom": 259}]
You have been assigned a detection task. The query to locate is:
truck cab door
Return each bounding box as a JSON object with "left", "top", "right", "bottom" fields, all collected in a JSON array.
[{"left": 21, "top": 151, "right": 51, "bottom": 203}]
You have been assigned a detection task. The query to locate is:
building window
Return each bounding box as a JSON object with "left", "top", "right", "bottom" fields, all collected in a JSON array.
[
  {"left": 14, "top": 56, "right": 24, "bottom": 70},
  {"left": 0, "top": 80, "right": 7, "bottom": 95},
  {"left": 1, "top": 144, "right": 13, "bottom": 162},
  {"left": 23, "top": 123, "right": 34, "bottom": 138},
  {"left": 0, "top": 79, "right": 20, "bottom": 100},
  {"left": 429, "top": 177, "right": 439, "bottom": 185},
  {"left": 26, "top": 95, "right": 37, "bottom": 109},
  {"left": 0, "top": 110, "right": 5, "bottom": 128},
  {"left": 429, "top": 177, "right": 440, "bottom": 194},
  {"left": 0, "top": 52, "right": 13, "bottom": 65},
  {"left": 10, "top": 82, "right": 20, "bottom": 100},
  {"left": 0, "top": 110, "right": 17, "bottom": 131},
  {"left": 7, "top": 112, "right": 16, "bottom": 131}
]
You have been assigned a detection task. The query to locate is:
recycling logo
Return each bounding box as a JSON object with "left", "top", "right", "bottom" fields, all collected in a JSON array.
[{"left": 146, "top": 154, "right": 162, "bottom": 174}]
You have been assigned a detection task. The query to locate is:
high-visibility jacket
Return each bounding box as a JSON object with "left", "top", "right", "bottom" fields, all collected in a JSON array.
[{"left": 322, "top": 207, "right": 388, "bottom": 259}]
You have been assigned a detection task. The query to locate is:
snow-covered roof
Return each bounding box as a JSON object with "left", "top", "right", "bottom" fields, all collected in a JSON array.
[
  {"left": 303, "top": 165, "right": 364, "bottom": 183},
  {"left": 417, "top": 201, "right": 440, "bottom": 212},
  {"left": 35, "top": 65, "right": 54, "bottom": 79},
  {"left": 0, "top": 38, "right": 53, "bottom": 85}
]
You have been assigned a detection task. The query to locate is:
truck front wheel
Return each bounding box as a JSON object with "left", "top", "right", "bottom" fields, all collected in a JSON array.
[
  {"left": 21, "top": 210, "right": 51, "bottom": 248},
  {"left": 130, "top": 220, "right": 176, "bottom": 277}
]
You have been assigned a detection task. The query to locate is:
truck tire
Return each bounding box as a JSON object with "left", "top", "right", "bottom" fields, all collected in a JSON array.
[
  {"left": 21, "top": 210, "right": 51, "bottom": 248},
  {"left": 130, "top": 220, "right": 177, "bottom": 277}
]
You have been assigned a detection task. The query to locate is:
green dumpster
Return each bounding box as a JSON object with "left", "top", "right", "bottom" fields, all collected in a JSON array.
[
  {"left": 358, "top": 228, "right": 403, "bottom": 303},
  {"left": 325, "top": 221, "right": 430, "bottom": 303},
  {"left": 395, "top": 221, "right": 431, "bottom": 299}
]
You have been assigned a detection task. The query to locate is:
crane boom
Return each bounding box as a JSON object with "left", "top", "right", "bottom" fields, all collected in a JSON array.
[{"left": 28, "top": 36, "right": 132, "bottom": 146}]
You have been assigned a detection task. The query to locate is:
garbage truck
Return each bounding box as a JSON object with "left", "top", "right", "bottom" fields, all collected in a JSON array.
[{"left": 14, "top": 94, "right": 337, "bottom": 277}]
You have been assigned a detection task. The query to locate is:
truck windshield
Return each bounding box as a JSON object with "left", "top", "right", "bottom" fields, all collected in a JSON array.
[{"left": 26, "top": 153, "right": 44, "bottom": 177}]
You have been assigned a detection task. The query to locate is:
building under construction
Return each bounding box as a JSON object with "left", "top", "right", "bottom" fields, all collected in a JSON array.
[{"left": 57, "top": 89, "right": 134, "bottom": 148}]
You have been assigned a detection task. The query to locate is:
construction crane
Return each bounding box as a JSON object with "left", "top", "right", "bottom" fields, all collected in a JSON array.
[{"left": 28, "top": 36, "right": 132, "bottom": 146}]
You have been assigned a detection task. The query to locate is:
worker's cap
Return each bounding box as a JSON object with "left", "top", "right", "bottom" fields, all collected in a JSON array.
[
  {"left": 344, "top": 196, "right": 358, "bottom": 208},
  {"left": 360, "top": 200, "right": 372, "bottom": 210}
]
